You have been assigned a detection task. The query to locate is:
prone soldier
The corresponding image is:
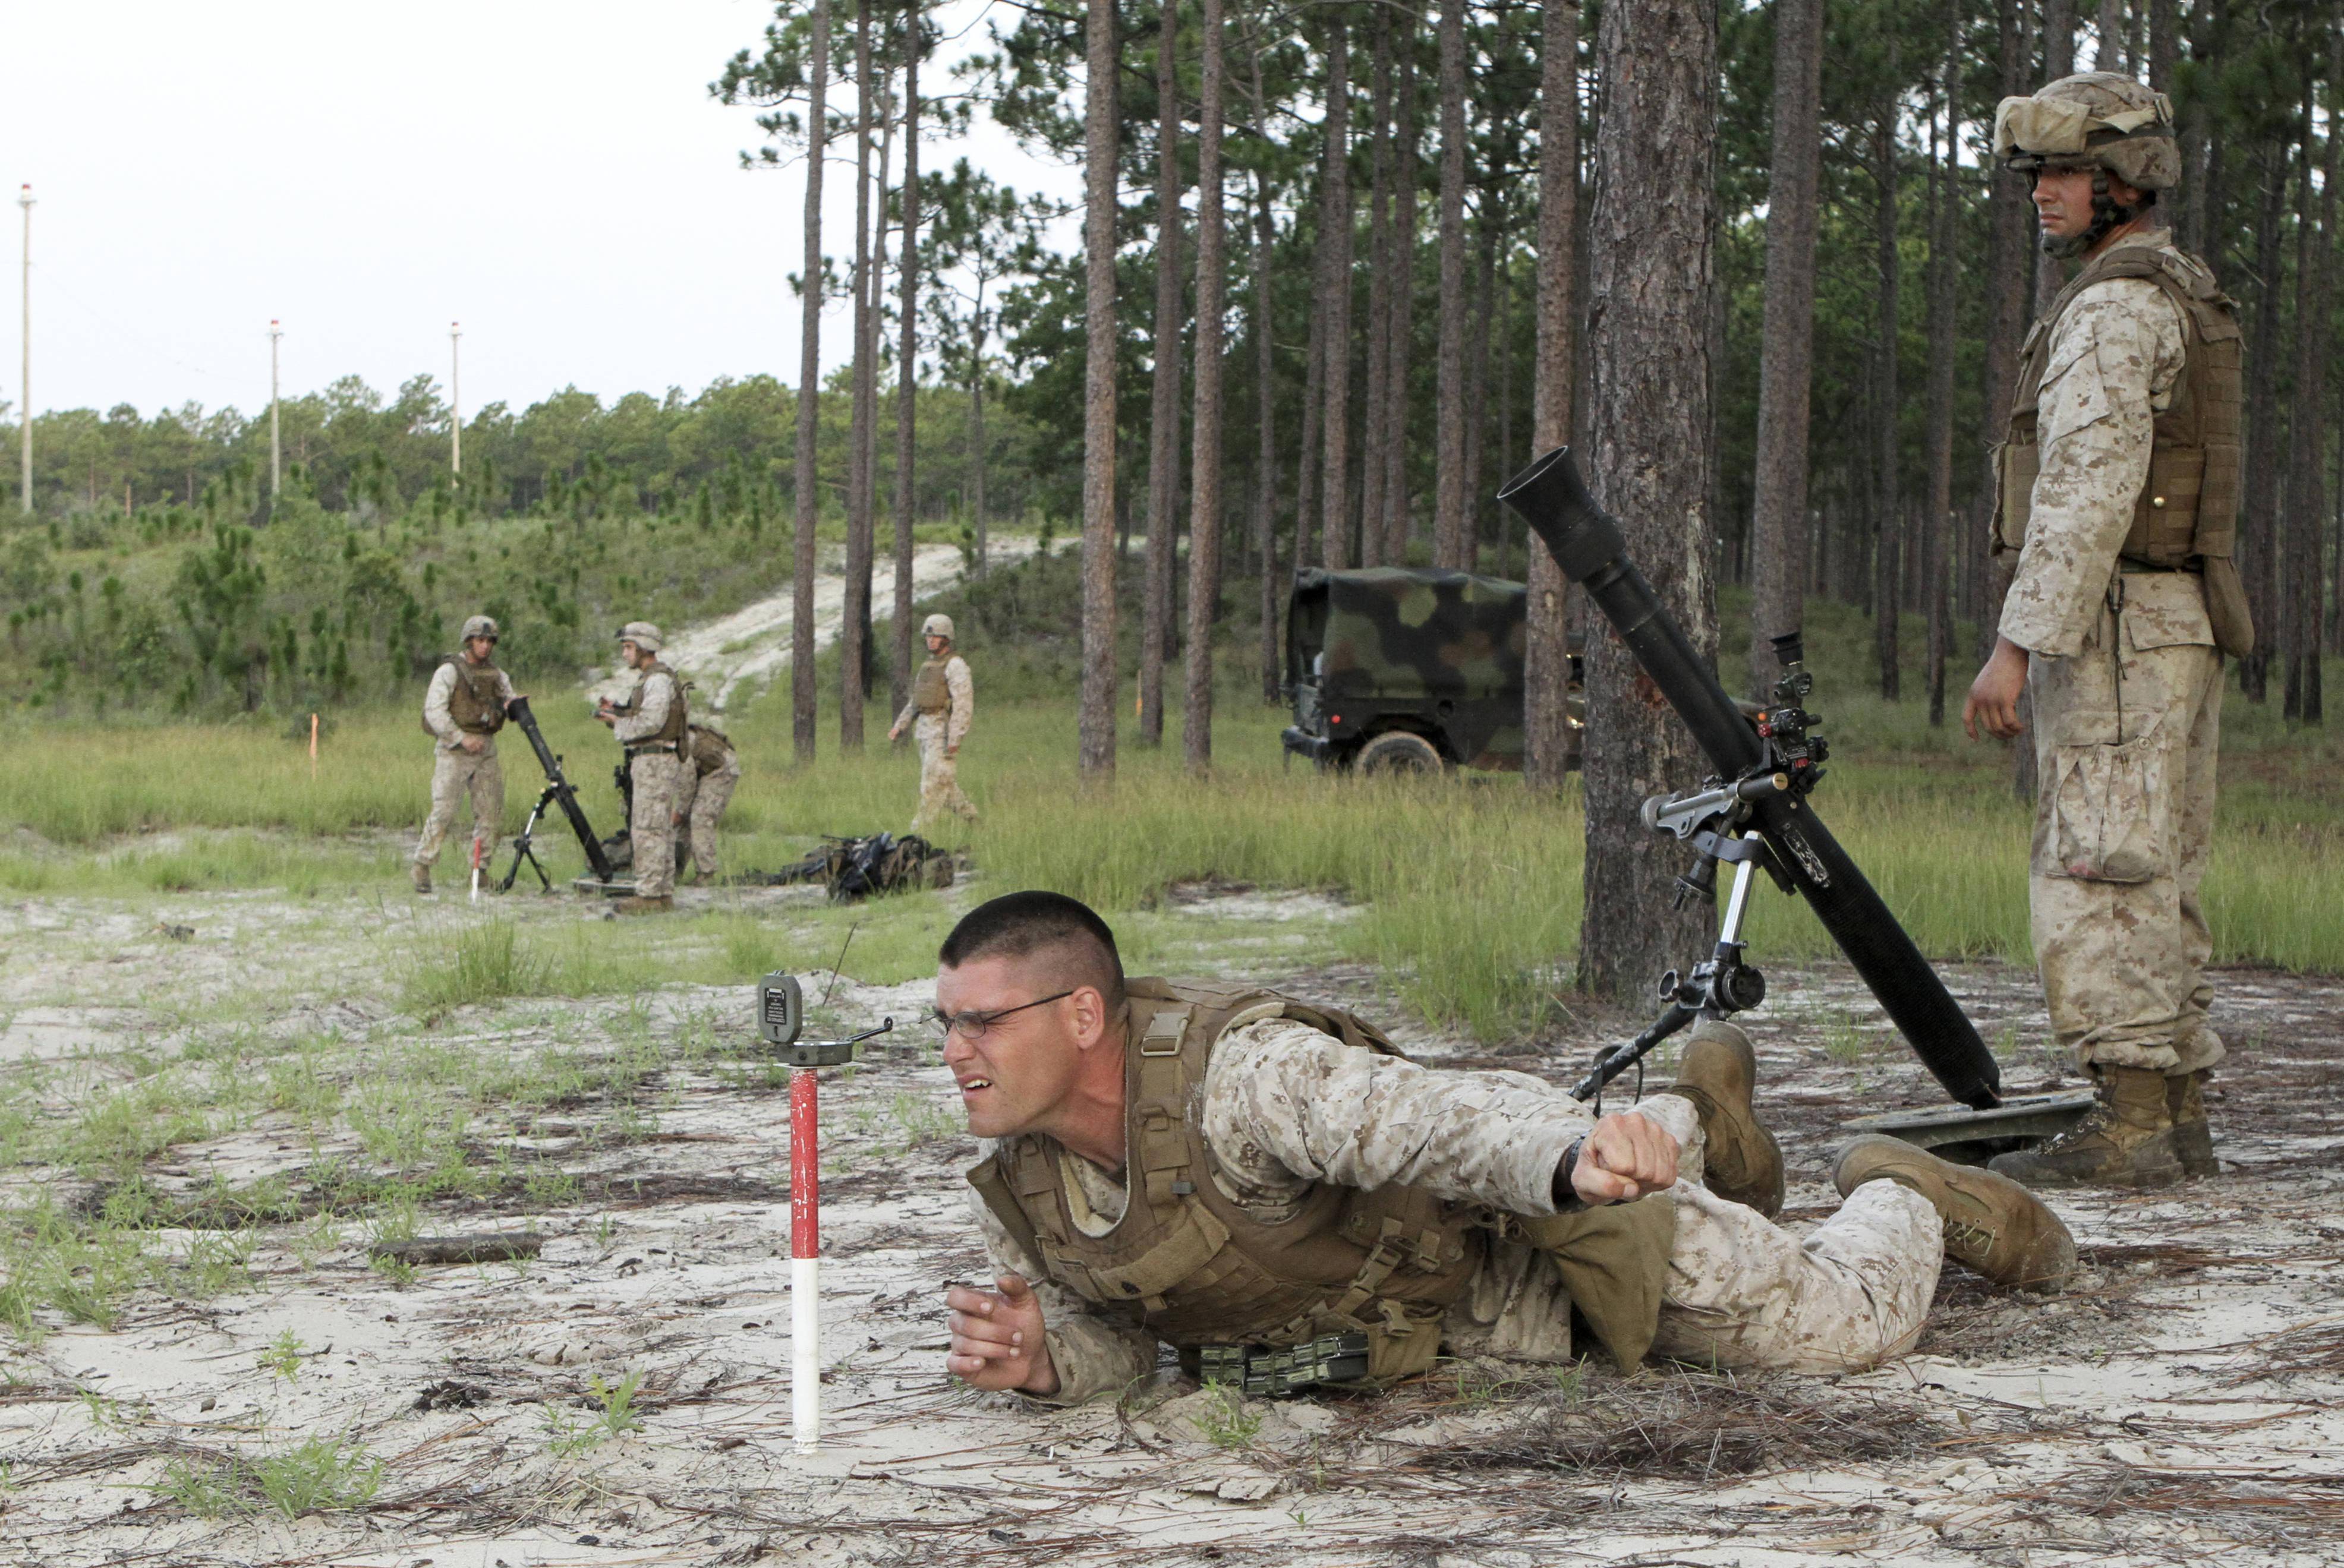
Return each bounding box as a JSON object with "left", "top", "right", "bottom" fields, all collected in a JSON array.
[
  {"left": 672, "top": 721, "right": 740, "bottom": 883},
  {"left": 595, "top": 621, "right": 685, "bottom": 915},
  {"left": 1965, "top": 74, "right": 2244, "bottom": 1189},
  {"left": 889, "top": 613, "right": 978, "bottom": 832},
  {"left": 411, "top": 615, "right": 519, "bottom": 895},
  {"left": 937, "top": 892, "right": 2077, "bottom": 1403}
]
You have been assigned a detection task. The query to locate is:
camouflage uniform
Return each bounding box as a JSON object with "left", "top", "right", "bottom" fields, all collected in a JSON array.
[
  {"left": 672, "top": 725, "right": 740, "bottom": 879},
  {"left": 413, "top": 656, "right": 515, "bottom": 876},
  {"left": 896, "top": 651, "right": 976, "bottom": 832},
  {"left": 1996, "top": 229, "right": 2229, "bottom": 1077},
  {"left": 972, "top": 1015, "right": 1944, "bottom": 1402},
  {"left": 611, "top": 662, "right": 685, "bottom": 899}
]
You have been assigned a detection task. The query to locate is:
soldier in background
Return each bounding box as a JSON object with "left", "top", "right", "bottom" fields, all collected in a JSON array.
[
  {"left": 411, "top": 614, "right": 518, "bottom": 895},
  {"left": 672, "top": 720, "right": 740, "bottom": 883},
  {"left": 937, "top": 893, "right": 2076, "bottom": 1403},
  {"left": 1965, "top": 75, "right": 2245, "bottom": 1189},
  {"left": 595, "top": 621, "right": 685, "bottom": 915},
  {"left": 889, "top": 613, "right": 978, "bottom": 832}
]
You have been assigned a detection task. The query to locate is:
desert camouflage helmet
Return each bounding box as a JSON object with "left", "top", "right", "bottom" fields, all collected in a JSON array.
[
  {"left": 921, "top": 613, "right": 955, "bottom": 642},
  {"left": 1994, "top": 72, "right": 2180, "bottom": 193},
  {"left": 617, "top": 620, "right": 664, "bottom": 653},
  {"left": 461, "top": 614, "right": 499, "bottom": 643}
]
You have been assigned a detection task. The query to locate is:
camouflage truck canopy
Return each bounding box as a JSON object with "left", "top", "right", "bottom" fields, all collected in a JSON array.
[{"left": 1287, "top": 567, "right": 1528, "bottom": 702}]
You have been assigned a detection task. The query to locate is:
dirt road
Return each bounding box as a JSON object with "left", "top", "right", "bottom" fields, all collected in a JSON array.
[{"left": 0, "top": 878, "right": 2337, "bottom": 1567}]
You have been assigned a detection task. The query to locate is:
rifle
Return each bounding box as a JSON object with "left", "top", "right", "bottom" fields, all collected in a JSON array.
[
  {"left": 496, "top": 695, "right": 620, "bottom": 890},
  {"left": 1497, "top": 447, "right": 2001, "bottom": 1110}
]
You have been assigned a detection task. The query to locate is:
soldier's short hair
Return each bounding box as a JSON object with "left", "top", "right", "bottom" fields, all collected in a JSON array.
[{"left": 940, "top": 891, "right": 1126, "bottom": 1011}]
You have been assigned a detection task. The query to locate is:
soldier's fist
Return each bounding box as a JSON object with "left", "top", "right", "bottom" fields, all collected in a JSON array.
[
  {"left": 1571, "top": 1111, "right": 1682, "bottom": 1206},
  {"left": 944, "top": 1273, "right": 1058, "bottom": 1395}
]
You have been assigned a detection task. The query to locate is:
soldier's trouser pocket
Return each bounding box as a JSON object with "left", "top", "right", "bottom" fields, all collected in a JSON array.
[{"left": 2043, "top": 736, "right": 2167, "bottom": 884}]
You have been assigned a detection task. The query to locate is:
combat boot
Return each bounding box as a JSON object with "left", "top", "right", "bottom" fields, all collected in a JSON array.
[
  {"left": 1987, "top": 1065, "right": 2183, "bottom": 1191},
  {"left": 1834, "top": 1135, "right": 2077, "bottom": 1293},
  {"left": 613, "top": 895, "right": 674, "bottom": 916},
  {"left": 1656, "top": 1020, "right": 1785, "bottom": 1218},
  {"left": 410, "top": 862, "right": 433, "bottom": 895},
  {"left": 2166, "top": 1070, "right": 2217, "bottom": 1179}
]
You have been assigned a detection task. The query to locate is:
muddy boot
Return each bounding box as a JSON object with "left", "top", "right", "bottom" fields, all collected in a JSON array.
[
  {"left": 613, "top": 895, "right": 674, "bottom": 916},
  {"left": 410, "top": 862, "right": 433, "bottom": 895},
  {"left": 1656, "top": 1020, "right": 1785, "bottom": 1219},
  {"left": 1835, "top": 1135, "right": 2077, "bottom": 1293},
  {"left": 1988, "top": 1065, "right": 2183, "bottom": 1191},
  {"left": 2166, "top": 1070, "right": 2217, "bottom": 1179}
]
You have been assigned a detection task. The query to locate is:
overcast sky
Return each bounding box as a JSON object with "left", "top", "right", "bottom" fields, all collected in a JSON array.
[{"left": 3, "top": 0, "right": 1083, "bottom": 424}]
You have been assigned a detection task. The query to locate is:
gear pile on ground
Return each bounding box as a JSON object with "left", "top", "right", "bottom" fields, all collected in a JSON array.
[{"left": 745, "top": 832, "right": 957, "bottom": 901}]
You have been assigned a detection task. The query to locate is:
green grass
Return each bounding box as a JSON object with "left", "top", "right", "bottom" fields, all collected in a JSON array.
[{"left": 152, "top": 1434, "right": 383, "bottom": 1519}]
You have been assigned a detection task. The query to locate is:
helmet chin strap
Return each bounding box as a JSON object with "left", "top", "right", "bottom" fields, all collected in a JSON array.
[{"left": 2042, "top": 169, "right": 2143, "bottom": 260}]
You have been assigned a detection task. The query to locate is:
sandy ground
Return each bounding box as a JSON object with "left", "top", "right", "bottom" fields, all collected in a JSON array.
[
  {"left": 0, "top": 871, "right": 2339, "bottom": 1568},
  {"left": 586, "top": 539, "right": 1034, "bottom": 715}
]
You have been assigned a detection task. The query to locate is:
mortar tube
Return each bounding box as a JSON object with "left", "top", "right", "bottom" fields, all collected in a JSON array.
[{"left": 790, "top": 1067, "right": 821, "bottom": 1452}]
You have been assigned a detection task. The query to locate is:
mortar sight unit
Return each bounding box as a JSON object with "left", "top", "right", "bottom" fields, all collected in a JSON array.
[{"left": 1496, "top": 447, "right": 2002, "bottom": 1110}]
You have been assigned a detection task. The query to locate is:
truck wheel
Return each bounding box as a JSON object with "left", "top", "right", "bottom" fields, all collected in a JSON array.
[{"left": 1356, "top": 731, "right": 1445, "bottom": 777}]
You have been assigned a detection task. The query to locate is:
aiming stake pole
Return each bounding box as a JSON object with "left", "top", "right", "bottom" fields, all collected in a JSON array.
[{"left": 790, "top": 1065, "right": 821, "bottom": 1452}]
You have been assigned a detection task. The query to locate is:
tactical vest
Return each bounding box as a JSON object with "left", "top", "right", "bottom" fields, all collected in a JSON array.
[
  {"left": 616, "top": 660, "right": 689, "bottom": 753},
  {"left": 686, "top": 724, "right": 733, "bottom": 775},
  {"left": 423, "top": 656, "right": 507, "bottom": 739},
  {"left": 912, "top": 656, "right": 952, "bottom": 716},
  {"left": 967, "top": 977, "right": 1675, "bottom": 1388},
  {"left": 1991, "top": 232, "right": 2253, "bottom": 657}
]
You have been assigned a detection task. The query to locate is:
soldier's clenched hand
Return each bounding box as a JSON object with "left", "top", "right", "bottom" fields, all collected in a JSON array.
[
  {"left": 944, "top": 1273, "right": 1058, "bottom": 1395},
  {"left": 1962, "top": 637, "right": 2031, "bottom": 742},
  {"left": 1571, "top": 1112, "right": 1681, "bottom": 1206},
  {"left": 460, "top": 733, "right": 486, "bottom": 755}
]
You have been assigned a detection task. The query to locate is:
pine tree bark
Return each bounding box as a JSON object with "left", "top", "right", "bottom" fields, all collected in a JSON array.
[
  {"left": 1872, "top": 100, "right": 1902, "bottom": 703},
  {"left": 1253, "top": 171, "right": 1281, "bottom": 703},
  {"left": 1183, "top": 0, "right": 1226, "bottom": 771},
  {"left": 1744, "top": 0, "right": 1823, "bottom": 703},
  {"left": 1579, "top": 0, "right": 1718, "bottom": 1001},
  {"left": 1078, "top": 0, "right": 1122, "bottom": 778},
  {"left": 1293, "top": 253, "right": 1326, "bottom": 568},
  {"left": 1432, "top": 0, "right": 1470, "bottom": 567},
  {"left": 841, "top": 10, "right": 880, "bottom": 750},
  {"left": 1525, "top": 0, "right": 1577, "bottom": 790},
  {"left": 1921, "top": 7, "right": 1960, "bottom": 727},
  {"left": 1381, "top": 31, "right": 1419, "bottom": 564},
  {"left": 1142, "top": 11, "right": 1184, "bottom": 746},
  {"left": 1977, "top": 0, "right": 2032, "bottom": 655},
  {"left": 791, "top": 0, "right": 831, "bottom": 765},
  {"left": 1319, "top": 17, "right": 1354, "bottom": 569},
  {"left": 891, "top": 17, "right": 921, "bottom": 720},
  {"left": 1461, "top": 196, "right": 1501, "bottom": 575},
  {"left": 2240, "top": 143, "right": 2288, "bottom": 703},
  {"left": 1358, "top": 11, "right": 1394, "bottom": 567},
  {"left": 2283, "top": 71, "right": 2330, "bottom": 724}
]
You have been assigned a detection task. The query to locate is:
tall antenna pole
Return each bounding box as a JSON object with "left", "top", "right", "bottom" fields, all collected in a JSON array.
[
  {"left": 17, "top": 185, "right": 30, "bottom": 516},
  {"left": 449, "top": 321, "right": 462, "bottom": 477},
  {"left": 269, "top": 319, "right": 283, "bottom": 497}
]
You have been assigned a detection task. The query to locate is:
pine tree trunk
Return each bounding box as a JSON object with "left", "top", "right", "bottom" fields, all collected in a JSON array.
[
  {"left": 792, "top": 0, "right": 832, "bottom": 765},
  {"left": 841, "top": 11, "right": 879, "bottom": 750},
  {"left": 1142, "top": 13, "right": 1184, "bottom": 745},
  {"left": 1432, "top": 0, "right": 1470, "bottom": 567},
  {"left": 1977, "top": 0, "right": 2031, "bottom": 658},
  {"left": 1293, "top": 253, "right": 1326, "bottom": 569},
  {"left": 1319, "top": 19, "right": 1354, "bottom": 569},
  {"left": 1461, "top": 201, "right": 1500, "bottom": 575},
  {"left": 1743, "top": 0, "right": 1822, "bottom": 702},
  {"left": 2036, "top": 0, "right": 2075, "bottom": 310},
  {"left": 2284, "top": 67, "right": 2331, "bottom": 724},
  {"left": 1183, "top": 0, "right": 1226, "bottom": 771},
  {"left": 1357, "top": 11, "right": 1394, "bottom": 567},
  {"left": 891, "top": 20, "right": 921, "bottom": 720},
  {"left": 2241, "top": 144, "right": 2288, "bottom": 704},
  {"left": 1872, "top": 103, "right": 1902, "bottom": 703},
  {"left": 2096, "top": 0, "right": 2122, "bottom": 68},
  {"left": 1254, "top": 171, "right": 1281, "bottom": 704},
  {"left": 1579, "top": 0, "right": 1718, "bottom": 1002},
  {"left": 1922, "top": 7, "right": 1960, "bottom": 727},
  {"left": 1078, "top": 0, "right": 1122, "bottom": 778},
  {"left": 1525, "top": 0, "right": 1577, "bottom": 790},
  {"left": 971, "top": 341, "right": 989, "bottom": 574},
  {"left": 1382, "top": 31, "right": 1419, "bottom": 564}
]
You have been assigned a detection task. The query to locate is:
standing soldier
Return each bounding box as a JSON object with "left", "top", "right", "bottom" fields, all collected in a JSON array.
[
  {"left": 595, "top": 622, "right": 686, "bottom": 914},
  {"left": 411, "top": 615, "right": 518, "bottom": 895},
  {"left": 1964, "top": 74, "right": 2249, "bottom": 1189},
  {"left": 672, "top": 720, "right": 741, "bottom": 883},
  {"left": 889, "top": 613, "right": 978, "bottom": 832}
]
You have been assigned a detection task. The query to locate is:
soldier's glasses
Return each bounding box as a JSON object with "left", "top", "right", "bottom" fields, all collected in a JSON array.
[{"left": 928, "top": 990, "right": 1075, "bottom": 1043}]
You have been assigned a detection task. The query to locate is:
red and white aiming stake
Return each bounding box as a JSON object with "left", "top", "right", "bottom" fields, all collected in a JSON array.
[{"left": 758, "top": 972, "right": 891, "bottom": 1455}]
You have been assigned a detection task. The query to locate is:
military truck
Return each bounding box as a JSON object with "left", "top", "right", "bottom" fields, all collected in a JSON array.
[{"left": 1281, "top": 566, "right": 1581, "bottom": 775}]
